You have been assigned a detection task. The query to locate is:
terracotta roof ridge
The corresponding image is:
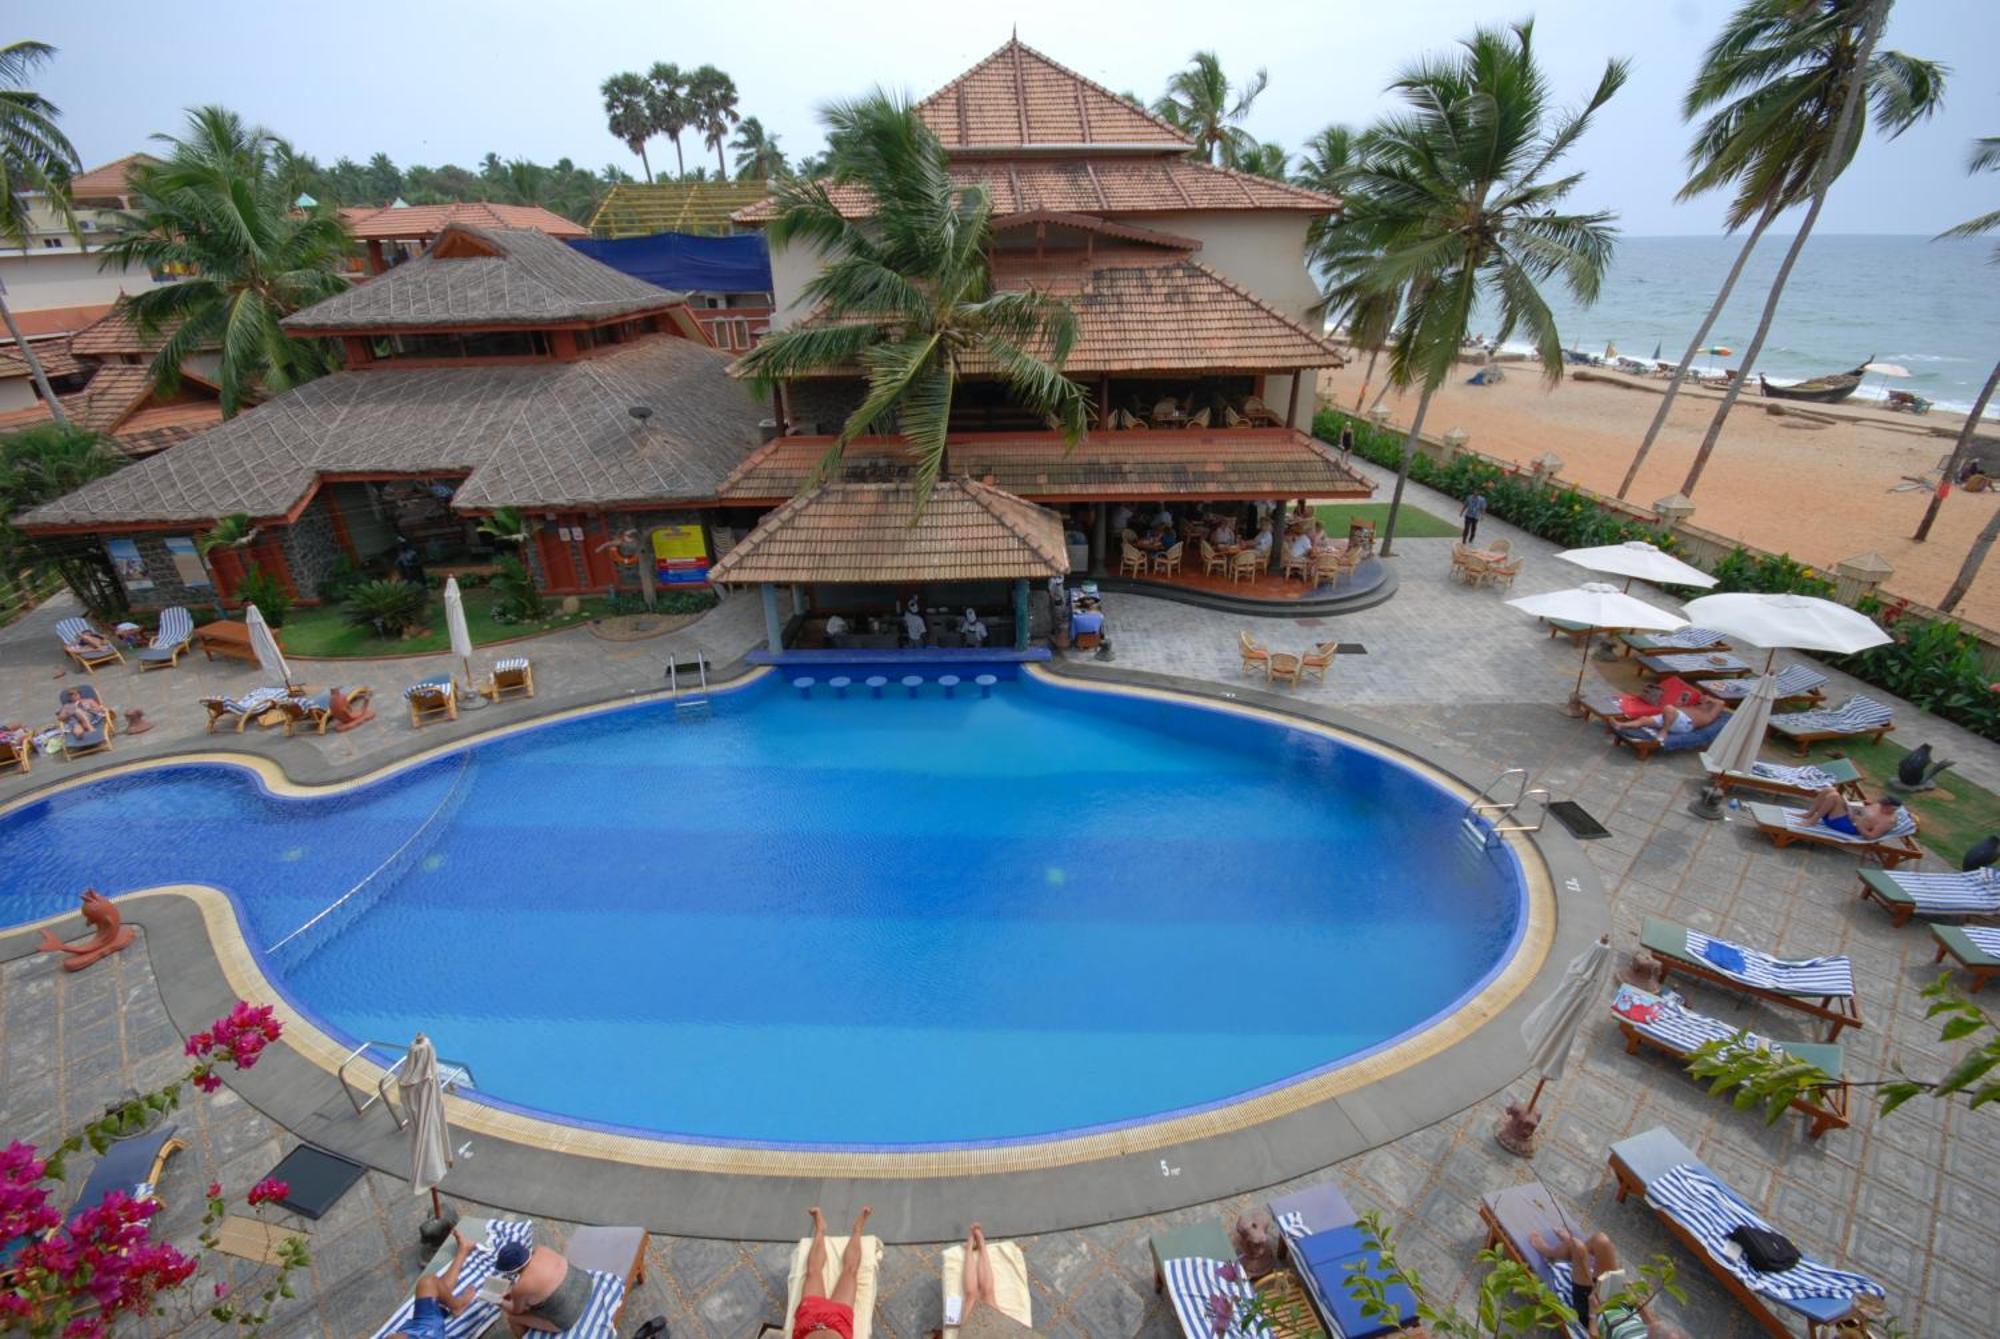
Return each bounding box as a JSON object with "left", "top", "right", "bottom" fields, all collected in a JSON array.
[
  {"left": 958, "top": 476, "right": 1066, "bottom": 564},
  {"left": 914, "top": 36, "right": 1192, "bottom": 148},
  {"left": 1188, "top": 159, "right": 1340, "bottom": 209},
  {"left": 1180, "top": 256, "right": 1341, "bottom": 354}
]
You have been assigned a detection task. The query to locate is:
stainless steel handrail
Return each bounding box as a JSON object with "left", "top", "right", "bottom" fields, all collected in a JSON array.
[
  {"left": 1464, "top": 769, "right": 1549, "bottom": 836},
  {"left": 337, "top": 1040, "right": 478, "bottom": 1127}
]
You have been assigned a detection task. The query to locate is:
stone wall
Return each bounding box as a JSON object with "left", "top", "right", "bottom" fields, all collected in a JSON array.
[
  {"left": 280, "top": 497, "right": 343, "bottom": 599},
  {"left": 107, "top": 532, "right": 220, "bottom": 612},
  {"left": 784, "top": 381, "right": 867, "bottom": 436}
]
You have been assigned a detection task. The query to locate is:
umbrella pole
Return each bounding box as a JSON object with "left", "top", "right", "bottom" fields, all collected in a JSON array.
[
  {"left": 431, "top": 1187, "right": 441, "bottom": 1218},
  {"left": 1565, "top": 632, "right": 1593, "bottom": 716},
  {"left": 1523, "top": 1075, "right": 1549, "bottom": 1115}
]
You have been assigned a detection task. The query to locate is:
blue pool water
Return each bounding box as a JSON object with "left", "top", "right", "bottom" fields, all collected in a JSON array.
[{"left": 0, "top": 669, "right": 1527, "bottom": 1147}]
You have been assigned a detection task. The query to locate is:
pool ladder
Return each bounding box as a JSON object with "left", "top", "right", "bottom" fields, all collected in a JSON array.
[
  {"left": 337, "top": 1040, "right": 478, "bottom": 1129},
  {"left": 668, "top": 652, "right": 710, "bottom": 718},
  {"left": 1463, "top": 767, "right": 1548, "bottom": 847}
]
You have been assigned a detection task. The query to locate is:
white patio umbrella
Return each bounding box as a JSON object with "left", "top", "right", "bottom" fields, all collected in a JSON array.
[
  {"left": 441, "top": 577, "right": 485, "bottom": 710},
  {"left": 243, "top": 603, "right": 294, "bottom": 691},
  {"left": 399, "top": 1033, "right": 453, "bottom": 1218},
  {"left": 1689, "top": 668, "right": 1781, "bottom": 819},
  {"left": 1556, "top": 539, "right": 1718, "bottom": 592},
  {"left": 1681, "top": 592, "right": 1892, "bottom": 658},
  {"left": 1507, "top": 583, "right": 1687, "bottom": 713},
  {"left": 1498, "top": 933, "right": 1612, "bottom": 1154}
]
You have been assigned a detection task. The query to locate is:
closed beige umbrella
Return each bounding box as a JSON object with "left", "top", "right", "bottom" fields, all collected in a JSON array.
[
  {"left": 1499, "top": 934, "right": 1611, "bottom": 1154},
  {"left": 399, "top": 1033, "right": 453, "bottom": 1217},
  {"left": 244, "top": 603, "right": 295, "bottom": 692},
  {"left": 442, "top": 577, "right": 485, "bottom": 710}
]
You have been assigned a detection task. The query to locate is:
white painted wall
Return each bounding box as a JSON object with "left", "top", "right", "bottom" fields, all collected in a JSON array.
[
  {"left": 0, "top": 251, "right": 161, "bottom": 315},
  {"left": 1138, "top": 212, "right": 1322, "bottom": 322},
  {"left": 767, "top": 238, "right": 828, "bottom": 330},
  {"left": 0, "top": 379, "right": 39, "bottom": 413}
]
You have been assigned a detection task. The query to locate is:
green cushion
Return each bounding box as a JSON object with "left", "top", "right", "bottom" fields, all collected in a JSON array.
[
  {"left": 1857, "top": 869, "right": 1912, "bottom": 904},
  {"left": 1149, "top": 1220, "right": 1233, "bottom": 1268},
  {"left": 1785, "top": 1041, "right": 1842, "bottom": 1077},
  {"left": 1639, "top": 916, "right": 1689, "bottom": 962},
  {"left": 1933, "top": 923, "right": 2000, "bottom": 967}
]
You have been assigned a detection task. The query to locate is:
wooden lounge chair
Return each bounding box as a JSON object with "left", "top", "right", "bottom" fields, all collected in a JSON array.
[
  {"left": 0, "top": 727, "right": 28, "bottom": 776},
  {"left": 405, "top": 676, "right": 458, "bottom": 728},
  {"left": 1639, "top": 915, "right": 1861, "bottom": 1039},
  {"left": 1239, "top": 631, "right": 1270, "bottom": 677},
  {"left": 1608, "top": 1126, "right": 1882, "bottom": 1337},
  {"left": 56, "top": 684, "right": 115, "bottom": 760},
  {"left": 1854, "top": 867, "right": 2000, "bottom": 926},
  {"left": 1300, "top": 642, "right": 1336, "bottom": 683},
  {"left": 1699, "top": 752, "right": 1863, "bottom": 802},
  {"left": 56, "top": 616, "right": 123, "bottom": 671},
  {"left": 1932, "top": 924, "right": 2000, "bottom": 991},
  {"left": 1612, "top": 984, "right": 1850, "bottom": 1139},
  {"left": 484, "top": 657, "right": 535, "bottom": 702},
  {"left": 1286, "top": 1213, "right": 1418, "bottom": 1339},
  {"left": 135, "top": 606, "right": 195, "bottom": 671},
  {"left": 1229, "top": 549, "right": 1261, "bottom": 584},
  {"left": 1544, "top": 616, "right": 1593, "bottom": 646},
  {"left": 1267, "top": 652, "right": 1302, "bottom": 688},
  {"left": 278, "top": 686, "right": 373, "bottom": 736},
  {"left": 1610, "top": 708, "right": 1732, "bottom": 762},
  {"left": 1706, "top": 663, "right": 1828, "bottom": 709},
  {"left": 1200, "top": 540, "right": 1229, "bottom": 578},
  {"left": 366, "top": 1219, "right": 645, "bottom": 1339},
  {"left": 784, "top": 1231, "right": 883, "bottom": 1339},
  {"left": 1744, "top": 801, "right": 1921, "bottom": 868},
  {"left": 1479, "top": 1179, "right": 1658, "bottom": 1335},
  {"left": 1617, "top": 627, "right": 1732, "bottom": 657},
  {"left": 1118, "top": 542, "right": 1148, "bottom": 578},
  {"left": 940, "top": 1240, "right": 1032, "bottom": 1339},
  {"left": 1766, "top": 695, "right": 1895, "bottom": 756},
  {"left": 1635, "top": 650, "right": 1754, "bottom": 681},
  {"left": 200, "top": 687, "right": 288, "bottom": 733},
  {"left": 5, "top": 1123, "right": 187, "bottom": 1283},
  {"left": 1153, "top": 541, "right": 1184, "bottom": 577}
]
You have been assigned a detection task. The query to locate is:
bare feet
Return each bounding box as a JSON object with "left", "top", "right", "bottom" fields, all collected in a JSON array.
[
  {"left": 809, "top": 1206, "right": 827, "bottom": 1235},
  {"left": 850, "top": 1206, "right": 872, "bottom": 1236}
]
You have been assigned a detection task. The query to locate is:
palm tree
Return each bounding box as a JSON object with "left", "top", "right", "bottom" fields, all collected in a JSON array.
[
  {"left": 1326, "top": 22, "right": 1624, "bottom": 556},
  {"left": 646, "top": 62, "right": 692, "bottom": 177},
  {"left": 600, "top": 73, "right": 653, "bottom": 182},
  {"left": 0, "top": 40, "right": 79, "bottom": 426},
  {"left": 1919, "top": 135, "right": 2000, "bottom": 549},
  {"left": 736, "top": 94, "right": 1088, "bottom": 512},
  {"left": 687, "top": 66, "right": 740, "bottom": 178},
  {"left": 1152, "top": 52, "right": 1267, "bottom": 167},
  {"left": 1296, "top": 125, "right": 1397, "bottom": 411},
  {"left": 1940, "top": 135, "right": 2000, "bottom": 260},
  {"left": 1673, "top": 0, "right": 1943, "bottom": 499},
  {"left": 97, "top": 106, "right": 354, "bottom": 416},
  {"left": 1238, "top": 142, "right": 1288, "bottom": 180},
  {"left": 0, "top": 422, "right": 125, "bottom": 585},
  {"left": 731, "top": 116, "right": 786, "bottom": 180}
]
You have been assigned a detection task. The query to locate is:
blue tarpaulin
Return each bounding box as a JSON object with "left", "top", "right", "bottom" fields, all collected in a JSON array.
[{"left": 566, "top": 232, "right": 772, "bottom": 295}]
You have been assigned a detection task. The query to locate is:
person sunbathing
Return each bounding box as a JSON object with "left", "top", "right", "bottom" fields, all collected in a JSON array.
[
  {"left": 389, "top": 1227, "right": 477, "bottom": 1339},
  {"left": 1527, "top": 1227, "right": 1668, "bottom": 1335},
  {"left": 1800, "top": 788, "right": 1904, "bottom": 839},
  {"left": 57, "top": 689, "right": 109, "bottom": 739},
  {"left": 1610, "top": 693, "right": 1724, "bottom": 743},
  {"left": 495, "top": 1237, "right": 592, "bottom": 1336},
  {"left": 68, "top": 627, "right": 112, "bottom": 655},
  {"left": 955, "top": 1222, "right": 1030, "bottom": 1338},
  {"left": 796, "top": 1205, "right": 872, "bottom": 1339}
]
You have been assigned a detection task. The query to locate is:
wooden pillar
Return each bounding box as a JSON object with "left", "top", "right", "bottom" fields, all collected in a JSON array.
[
  {"left": 1268, "top": 498, "right": 1285, "bottom": 574},
  {"left": 1286, "top": 371, "right": 1308, "bottom": 430},
  {"left": 1097, "top": 375, "right": 1111, "bottom": 430},
  {"left": 1090, "top": 505, "right": 1108, "bottom": 577},
  {"left": 760, "top": 583, "right": 784, "bottom": 653},
  {"left": 366, "top": 239, "right": 386, "bottom": 274},
  {"left": 790, "top": 584, "right": 806, "bottom": 616},
  {"left": 1012, "top": 579, "right": 1030, "bottom": 651}
]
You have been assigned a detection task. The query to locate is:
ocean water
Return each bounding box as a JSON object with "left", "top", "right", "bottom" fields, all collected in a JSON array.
[
  {"left": 0, "top": 670, "right": 1524, "bottom": 1147},
  {"left": 1484, "top": 234, "right": 1996, "bottom": 416}
]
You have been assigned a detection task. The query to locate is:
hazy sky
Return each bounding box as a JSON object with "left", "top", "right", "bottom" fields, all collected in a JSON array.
[{"left": 27, "top": 0, "right": 1998, "bottom": 236}]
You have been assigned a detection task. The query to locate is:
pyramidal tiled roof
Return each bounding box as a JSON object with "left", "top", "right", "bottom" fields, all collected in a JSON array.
[{"left": 916, "top": 38, "right": 1191, "bottom": 152}]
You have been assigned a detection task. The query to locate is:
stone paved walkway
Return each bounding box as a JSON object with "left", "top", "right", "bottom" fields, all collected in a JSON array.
[{"left": 4, "top": 485, "right": 1998, "bottom": 1336}]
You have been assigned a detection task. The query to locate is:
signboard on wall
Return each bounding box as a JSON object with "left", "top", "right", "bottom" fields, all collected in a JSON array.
[
  {"left": 104, "top": 538, "right": 151, "bottom": 591},
  {"left": 164, "top": 537, "right": 213, "bottom": 589},
  {"left": 651, "top": 523, "right": 710, "bottom": 585}
]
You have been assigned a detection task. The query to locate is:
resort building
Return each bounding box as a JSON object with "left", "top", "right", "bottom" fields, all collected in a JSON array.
[
  {"left": 339, "top": 200, "right": 589, "bottom": 275},
  {"left": 0, "top": 155, "right": 174, "bottom": 339}
]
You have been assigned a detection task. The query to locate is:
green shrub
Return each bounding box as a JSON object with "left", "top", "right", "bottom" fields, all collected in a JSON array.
[
  {"left": 1708, "top": 547, "right": 1836, "bottom": 598},
  {"left": 236, "top": 565, "right": 293, "bottom": 626},
  {"left": 344, "top": 578, "right": 429, "bottom": 637},
  {"left": 489, "top": 556, "right": 544, "bottom": 623},
  {"left": 655, "top": 588, "right": 719, "bottom": 616},
  {"left": 317, "top": 554, "right": 366, "bottom": 603},
  {"left": 1835, "top": 615, "right": 2000, "bottom": 739}
]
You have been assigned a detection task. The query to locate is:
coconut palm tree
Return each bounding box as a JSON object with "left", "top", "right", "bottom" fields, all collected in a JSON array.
[
  {"left": 1918, "top": 136, "right": 2000, "bottom": 547},
  {"left": 736, "top": 94, "right": 1088, "bottom": 513},
  {"left": 1938, "top": 135, "right": 2000, "bottom": 260},
  {"left": 1152, "top": 52, "right": 1267, "bottom": 167},
  {"left": 646, "top": 62, "right": 693, "bottom": 178},
  {"left": 731, "top": 117, "right": 786, "bottom": 180},
  {"left": 97, "top": 106, "right": 354, "bottom": 416},
  {"left": 1238, "top": 142, "right": 1288, "bottom": 180},
  {"left": 1672, "top": 0, "right": 1944, "bottom": 500},
  {"left": 1326, "top": 22, "right": 1625, "bottom": 556},
  {"left": 0, "top": 40, "right": 79, "bottom": 426},
  {"left": 686, "top": 66, "right": 740, "bottom": 178},
  {"left": 600, "top": 72, "right": 654, "bottom": 183},
  {"left": 1296, "top": 124, "right": 1397, "bottom": 412}
]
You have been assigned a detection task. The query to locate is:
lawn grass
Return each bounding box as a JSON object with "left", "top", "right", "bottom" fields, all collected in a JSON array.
[
  {"left": 1314, "top": 501, "right": 1459, "bottom": 540},
  {"left": 1798, "top": 734, "right": 2000, "bottom": 867},
  {"left": 274, "top": 587, "right": 616, "bottom": 658}
]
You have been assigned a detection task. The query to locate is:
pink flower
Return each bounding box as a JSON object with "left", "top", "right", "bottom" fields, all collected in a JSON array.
[
  {"left": 213, "top": 1282, "right": 230, "bottom": 1299},
  {"left": 207, "top": 1182, "right": 222, "bottom": 1200},
  {"left": 192, "top": 1071, "right": 221, "bottom": 1094},
  {"left": 245, "top": 1178, "right": 289, "bottom": 1208},
  {"left": 1217, "top": 1262, "right": 1240, "bottom": 1283}
]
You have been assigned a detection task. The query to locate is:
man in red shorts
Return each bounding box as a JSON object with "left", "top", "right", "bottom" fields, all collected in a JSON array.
[{"left": 794, "top": 1205, "right": 872, "bottom": 1339}]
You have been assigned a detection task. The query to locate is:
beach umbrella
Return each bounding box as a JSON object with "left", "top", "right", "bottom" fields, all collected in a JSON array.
[
  {"left": 1701, "top": 344, "right": 1734, "bottom": 374},
  {"left": 398, "top": 1033, "right": 453, "bottom": 1218},
  {"left": 1650, "top": 340, "right": 1662, "bottom": 362},
  {"left": 1555, "top": 539, "right": 1718, "bottom": 592},
  {"left": 443, "top": 577, "right": 474, "bottom": 690},
  {"left": 243, "top": 603, "right": 293, "bottom": 691},
  {"left": 1497, "top": 933, "right": 1612, "bottom": 1154},
  {"left": 1506, "top": 584, "right": 1687, "bottom": 713},
  {"left": 1681, "top": 592, "right": 1891, "bottom": 657},
  {"left": 1863, "top": 362, "right": 1911, "bottom": 379},
  {"left": 1690, "top": 668, "right": 1781, "bottom": 819}
]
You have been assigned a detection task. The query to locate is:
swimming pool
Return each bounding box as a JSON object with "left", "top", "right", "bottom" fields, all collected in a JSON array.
[{"left": 1, "top": 666, "right": 1531, "bottom": 1149}]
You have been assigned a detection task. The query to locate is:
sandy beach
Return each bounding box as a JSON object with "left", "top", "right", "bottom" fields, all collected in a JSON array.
[{"left": 1320, "top": 360, "right": 2000, "bottom": 628}]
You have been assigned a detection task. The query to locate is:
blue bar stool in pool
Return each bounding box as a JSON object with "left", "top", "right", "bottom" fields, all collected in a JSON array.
[
  {"left": 902, "top": 675, "right": 923, "bottom": 698},
  {"left": 792, "top": 676, "right": 815, "bottom": 699},
  {"left": 866, "top": 676, "right": 888, "bottom": 699}
]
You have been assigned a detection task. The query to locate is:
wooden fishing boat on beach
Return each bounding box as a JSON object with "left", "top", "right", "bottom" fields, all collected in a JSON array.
[{"left": 1759, "top": 357, "right": 1870, "bottom": 404}]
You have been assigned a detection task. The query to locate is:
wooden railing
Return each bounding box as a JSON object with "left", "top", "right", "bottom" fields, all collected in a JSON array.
[{"left": 691, "top": 306, "right": 772, "bottom": 353}]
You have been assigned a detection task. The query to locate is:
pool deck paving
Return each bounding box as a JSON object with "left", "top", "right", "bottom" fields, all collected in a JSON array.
[{"left": 4, "top": 460, "right": 1999, "bottom": 1338}]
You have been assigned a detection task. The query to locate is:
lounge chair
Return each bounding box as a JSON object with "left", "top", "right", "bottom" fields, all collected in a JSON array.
[
  {"left": 784, "top": 1231, "right": 882, "bottom": 1339},
  {"left": 1267, "top": 651, "right": 1302, "bottom": 688},
  {"left": 1477, "top": 1180, "right": 1607, "bottom": 1339},
  {"left": 941, "top": 1240, "right": 1032, "bottom": 1339},
  {"left": 1931, "top": 924, "right": 2000, "bottom": 991},
  {"left": 1608, "top": 1126, "right": 1884, "bottom": 1336},
  {"left": 1544, "top": 616, "right": 1593, "bottom": 646},
  {"left": 135, "top": 606, "right": 194, "bottom": 671},
  {"left": 1611, "top": 984, "right": 1849, "bottom": 1138},
  {"left": 278, "top": 686, "right": 373, "bottom": 736},
  {"left": 1239, "top": 631, "right": 1270, "bottom": 677},
  {"left": 1147, "top": 1220, "right": 1234, "bottom": 1295},
  {"left": 1705, "top": 663, "right": 1828, "bottom": 708},
  {"left": 1159, "top": 1251, "right": 1259, "bottom": 1339},
  {"left": 1, "top": 726, "right": 29, "bottom": 776},
  {"left": 4, "top": 1124, "right": 185, "bottom": 1280},
  {"left": 1300, "top": 642, "right": 1336, "bottom": 684},
  {"left": 1767, "top": 695, "right": 1895, "bottom": 755},
  {"left": 200, "top": 687, "right": 289, "bottom": 733},
  {"left": 1634, "top": 650, "right": 1754, "bottom": 681},
  {"left": 484, "top": 657, "right": 535, "bottom": 702},
  {"left": 1745, "top": 801, "right": 1921, "bottom": 868},
  {"left": 1268, "top": 1182, "right": 1357, "bottom": 1241},
  {"left": 1610, "top": 708, "right": 1732, "bottom": 761},
  {"left": 1289, "top": 1219, "right": 1419, "bottom": 1338},
  {"left": 1699, "top": 753, "right": 1863, "bottom": 802},
  {"left": 1855, "top": 867, "right": 2000, "bottom": 926},
  {"left": 56, "top": 616, "right": 123, "bottom": 671},
  {"left": 57, "top": 684, "right": 115, "bottom": 760},
  {"left": 406, "top": 676, "right": 457, "bottom": 728},
  {"left": 366, "top": 1219, "right": 643, "bottom": 1339},
  {"left": 1618, "top": 627, "right": 1731, "bottom": 656},
  {"left": 1182, "top": 407, "right": 1212, "bottom": 429},
  {"left": 1639, "top": 915, "right": 1861, "bottom": 1039}
]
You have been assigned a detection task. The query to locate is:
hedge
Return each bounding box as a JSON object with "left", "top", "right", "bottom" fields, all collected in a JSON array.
[{"left": 1315, "top": 408, "right": 2000, "bottom": 742}]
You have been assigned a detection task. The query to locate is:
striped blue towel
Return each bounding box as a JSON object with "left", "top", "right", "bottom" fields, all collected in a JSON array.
[
  {"left": 1768, "top": 804, "right": 1917, "bottom": 843},
  {"left": 150, "top": 606, "right": 193, "bottom": 650},
  {"left": 405, "top": 677, "right": 455, "bottom": 702},
  {"left": 1746, "top": 761, "right": 1839, "bottom": 790},
  {"left": 1965, "top": 927, "right": 2000, "bottom": 958},
  {"left": 1276, "top": 1211, "right": 1308, "bottom": 1240},
  {"left": 1710, "top": 665, "right": 1827, "bottom": 700},
  {"left": 1614, "top": 987, "right": 1777, "bottom": 1058},
  {"left": 369, "top": 1219, "right": 534, "bottom": 1339},
  {"left": 1647, "top": 652, "right": 1748, "bottom": 673},
  {"left": 550, "top": 1268, "right": 625, "bottom": 1338},
  {"left": 1684, "top": 931, "right": 1853, "bottom": 995},
  {"left": 1542, "top": 1261, "right": 1594, "bottom": 1339},
  {"left": 1646, "top": 1164, "right": 1883, "bottom": 1303},
  {"left": 494, "top": 656, "right": 530, "bottom": 674},
  {"left": 1162, "top": 1256, "right": 1267, "bottom": 1339},
  {"left": 1774, "top": 695, "right": 1893, "bottom": 734},
  {"left": 220, "top": 687, "right": 287, "bottom": 715},
  {"left": 1887, "top": 869, "right": 2000, "bottom": 915}
]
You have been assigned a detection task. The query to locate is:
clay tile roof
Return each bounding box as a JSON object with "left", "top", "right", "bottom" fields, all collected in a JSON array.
[
  {"left": 708, "top": 477, "right": 1069, "bottom": 585},
  {"left": 66, "top": 154, "right": 154, "bottom": 200},
  {"left": 282, "top": 225, "right": 683, "bottom": 333},
  {"left": 5, "top": 303, "right": 116, "bottom": 340},
  {"left": 989, "top": 210, "right": 1201, "bottom": 250},
  {"left": 58, "top": 365, "right": 159, "bottom": 433},
  {"left": 0, "top": 339, "right": 82, "bottom": 381},
  {"left": 734, "top": 158, "right": 1336, "bottom": 223},
  {"left": 15, "top": 336, "right": 764, "bottom": 528},
  {"left": 916, "top": 38, "right": 1190, "bottom": 151},
  {"left": 342, "top": 201, "right": 589, "bottom": 241},
  {"left": 68, "top": 304, "right": 212, "bottom": 359}
]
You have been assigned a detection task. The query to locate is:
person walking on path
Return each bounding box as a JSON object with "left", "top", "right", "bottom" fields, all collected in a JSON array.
[{"left": 1461, "top": 489, "right": 1488, "bottom": 545}]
